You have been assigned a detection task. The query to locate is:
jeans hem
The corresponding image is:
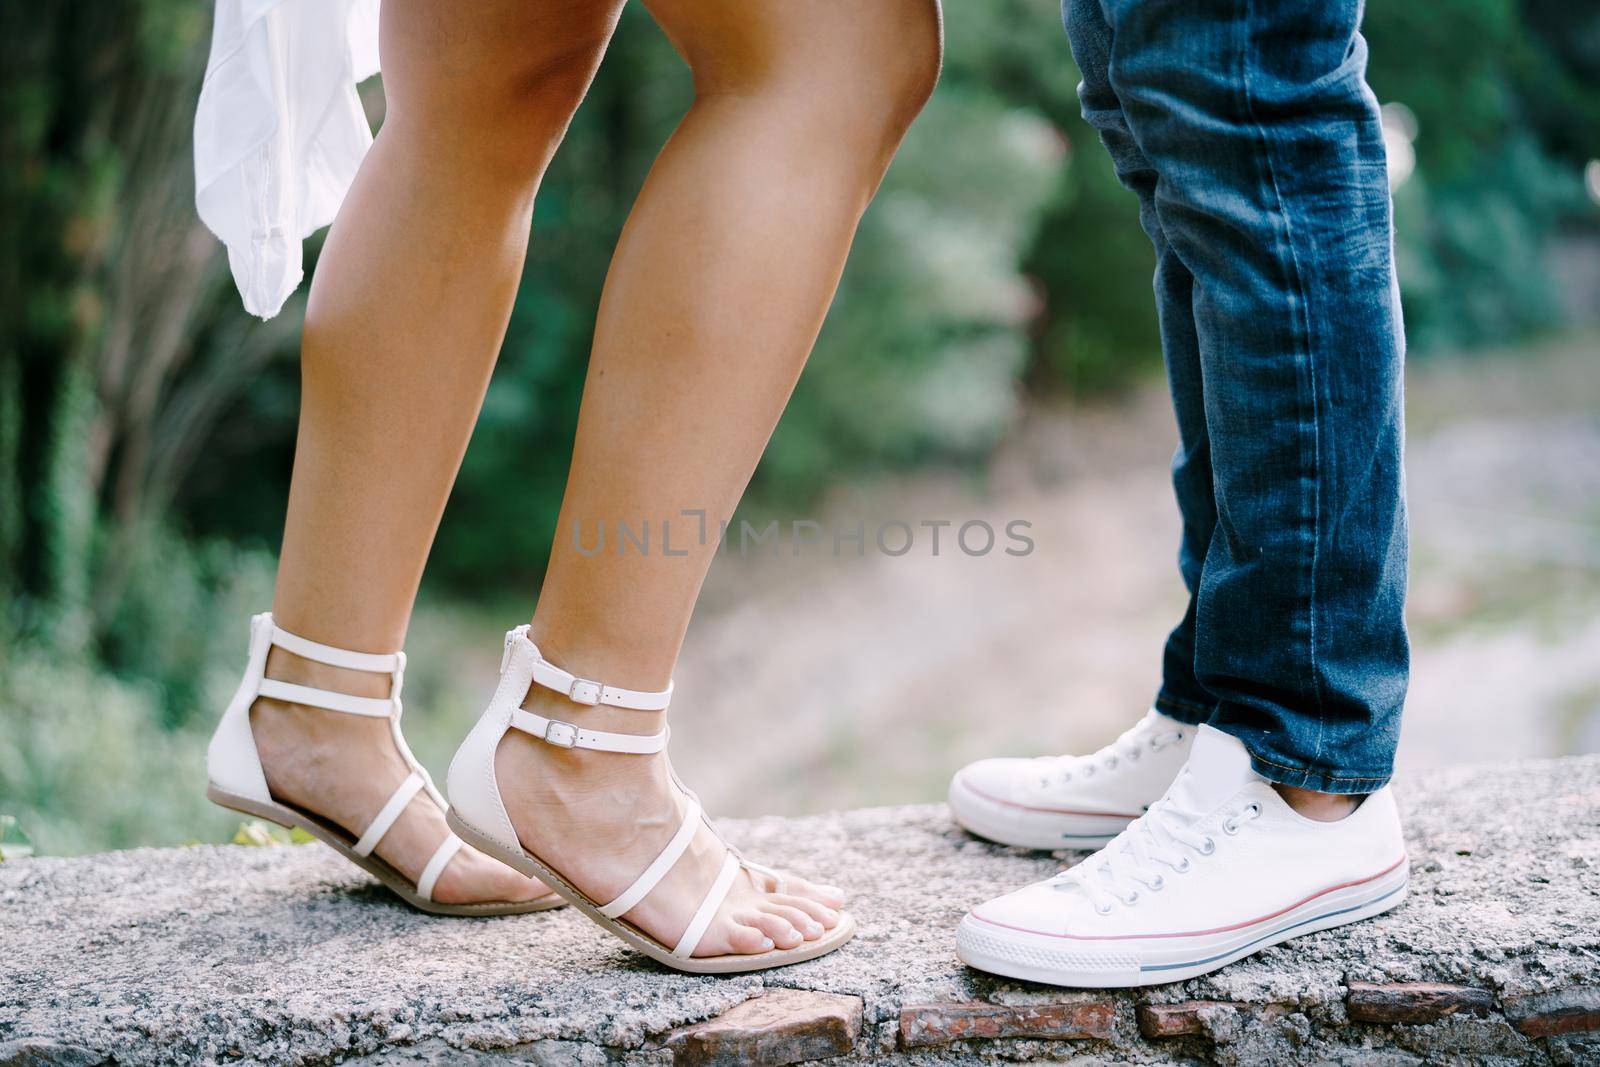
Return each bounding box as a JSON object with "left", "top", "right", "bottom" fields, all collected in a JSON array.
[
  {"left": 1240, "top": 744, "right": 1392, "bottom": 795},
  {"left": 1154, "top": 692, "right": 1213, "bottom": 726}
]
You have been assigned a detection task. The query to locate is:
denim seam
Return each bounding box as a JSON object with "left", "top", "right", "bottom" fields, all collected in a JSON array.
[
  {"left": 1154, "top": 693, "right": 1214, "bottom": 725},
  {"left": 1238, "top": 0, "right": 1327, "bottom": 765},
  {"left": 1154, "top": 692, "right": 1212, "bottom": 716},
  {"left": 1246, "top": 749, "right": 1390, "bottom": 785}
]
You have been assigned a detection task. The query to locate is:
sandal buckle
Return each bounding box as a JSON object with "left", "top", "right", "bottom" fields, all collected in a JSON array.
[
  {"left": 568, "top": 677, "right": 602, "bottom": 706},
  {"left": 544, "top": 719, "right": 580, "bottom": 748}
]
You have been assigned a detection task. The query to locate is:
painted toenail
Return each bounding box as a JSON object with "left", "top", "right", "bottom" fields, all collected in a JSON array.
[{"left": 761, "top": 937, "right": 774, "bottom": 950}]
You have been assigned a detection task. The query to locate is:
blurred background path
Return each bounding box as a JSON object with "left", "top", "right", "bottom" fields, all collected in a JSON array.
[
  {"left": 401, "top": 335, "right": 1600, "bottom": 819},
  {"left": 657, "top": 335, "right": 1600, "bottom": 814}
]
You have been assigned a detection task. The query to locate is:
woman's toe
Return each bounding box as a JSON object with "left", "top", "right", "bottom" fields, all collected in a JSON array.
[
  {"left": 717, "top": 920, "right": 777, "bottom": 956},
  {"left": 744, "top": 910, "right": 806, "bottom": 949},
  {"left": 782, "top": 874, "right": 846, "bottom": 910},
  {"left": 770, "top": 892, "right": 839, "bottom": 929},
  {"left": 761, "top": 901, "right": 824, "bottom": 940}
]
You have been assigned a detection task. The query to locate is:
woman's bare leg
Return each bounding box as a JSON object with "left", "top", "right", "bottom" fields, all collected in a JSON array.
[
  {"left": 496, "top": 0, "right": 942, "bottom": 953},
  {"left": 252, "top": 0, "right": 623, "bottom": 904}
]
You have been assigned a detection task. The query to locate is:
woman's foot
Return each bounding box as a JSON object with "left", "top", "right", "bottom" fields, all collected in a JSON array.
[
  {"left": 250, "top": 645, "right": 551, "bottom": 906},
  {"left": 493, "top": 685, "right": 846, "bottom": 956}
]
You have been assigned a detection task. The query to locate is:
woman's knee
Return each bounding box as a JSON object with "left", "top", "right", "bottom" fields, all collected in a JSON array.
[
  {"left": 650, "top": 0, "right": 942, "bottom": 152},
  {"left": 379, "top": 0, "right": 622, "bottom": 173}
]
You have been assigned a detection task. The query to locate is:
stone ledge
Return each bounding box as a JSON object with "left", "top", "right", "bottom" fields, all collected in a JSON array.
[{"left": 4, "top": 754, "right": 1599, "bottom": 1065}]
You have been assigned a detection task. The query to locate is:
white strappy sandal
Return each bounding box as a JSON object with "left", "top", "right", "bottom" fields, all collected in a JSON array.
[
  {"left": 445, "top": 625, "right": 857, "bottom": 973},
  {"left": 206, "top": 612, "right": 563, "bottom": 916}
]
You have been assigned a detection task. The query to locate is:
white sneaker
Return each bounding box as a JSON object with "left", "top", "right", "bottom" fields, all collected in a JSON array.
[
  {"left": 948, "top": 709, "right": 1196, "bottom": 850},
  {"left": 956, "top": 725, "right": 1408, "bottom": 987}
]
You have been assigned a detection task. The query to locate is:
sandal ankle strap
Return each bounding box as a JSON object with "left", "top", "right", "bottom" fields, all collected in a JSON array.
[
  {"left": 503, "top": 625, "right": 674, "bottom": 712},
  {"left": 499, "top": 625, "right": 670, "bottom": 754},
  {"left": 269, "top": 618, "right": 403, "bottom": 675},
  {"left": 252, "top": 612, "right": 405, "bottom": 717}
]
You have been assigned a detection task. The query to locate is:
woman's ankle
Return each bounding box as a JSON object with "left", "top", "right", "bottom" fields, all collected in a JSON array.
[
  {"left": 518, "top": 621, "right": 678, "bottom": 738},
  {"left": 525, "top": 612, "right": 680, "bottom": 694}
]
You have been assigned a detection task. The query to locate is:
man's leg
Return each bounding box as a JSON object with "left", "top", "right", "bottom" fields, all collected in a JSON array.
[
  {"left": 1102, "top": 0, "right": 1408, "bottom": 791},
  {"left": 953, "top": 0, "right": 1410, "bottom": 988}
]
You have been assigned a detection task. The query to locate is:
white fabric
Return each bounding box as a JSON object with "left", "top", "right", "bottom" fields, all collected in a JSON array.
[{"left": 195, "top": 0, "right": 381, "bottom": 319}]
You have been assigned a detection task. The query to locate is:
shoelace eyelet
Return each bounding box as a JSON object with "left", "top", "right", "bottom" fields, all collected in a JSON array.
[
  {"left": 1245, "top": 803, "right": 1261, "bottom": 818},
  {"left": 1121, "top": 890, "right": 1139, "bottom": 906},
  {"left": 1105, "top": 757, "right": 1119, "bottom": 769},
  {"left": 1174, "top": 857, "right": 1192, "bottom": 873},
  {"left": 1149, "top": 875, "right": 1165, "bottom": 891},
  {"left": 1095, "top": 901, "right": 1114, "bottom": 915},
  {"left": 1198, "top": 837, "right": 1216, "bottom": 855},
  {"left": 1222, "top": 818, "right": 1240, "bottom": 835}
]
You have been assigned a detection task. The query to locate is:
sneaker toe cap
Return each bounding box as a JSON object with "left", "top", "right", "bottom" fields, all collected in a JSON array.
[
  {"left": 969, "top": 879, "right": 1088, "bottom": 937},
  {"left": 951, "top": 758, "right": 1032, "bottom": 807}
]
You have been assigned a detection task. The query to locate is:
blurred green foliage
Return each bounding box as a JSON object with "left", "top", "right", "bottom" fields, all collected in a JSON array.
[
  {"left": 1363, "top": 0, "right": 1599, "bottom": 349},
  {"left": 1, "top": 0, "right": 1596, "bottom": 854}
]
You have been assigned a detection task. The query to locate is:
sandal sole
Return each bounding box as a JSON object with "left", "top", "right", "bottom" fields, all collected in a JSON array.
[
  {"left": 208, "top": 784, "right": 565, "bottom": 917},
  {"left": 446, "top": 807, "right": 855, "bottom": 974}
]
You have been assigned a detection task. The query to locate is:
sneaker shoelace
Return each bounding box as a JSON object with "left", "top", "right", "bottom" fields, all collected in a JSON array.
[
  {"left": 1053, "top": 792, "right": 1261, "bottom": 913},
  {"left": 1036, "top": 716, "right": 1188, "bottom": 789}
]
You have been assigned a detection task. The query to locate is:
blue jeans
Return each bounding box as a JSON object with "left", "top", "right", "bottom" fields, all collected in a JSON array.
[{"left": 1064, "top": 0, "right": 1409, "bottom": 792}]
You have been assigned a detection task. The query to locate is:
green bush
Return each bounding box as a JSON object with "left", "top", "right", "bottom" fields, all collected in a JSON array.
[{"left": 0, "top": 644, "right": 231, "bottom": 856}]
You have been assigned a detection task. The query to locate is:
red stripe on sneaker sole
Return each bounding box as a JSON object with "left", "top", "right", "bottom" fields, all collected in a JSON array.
[
  {"left": 968, "top": 854, "right": 1408, "bottom": 941},
  {"left": 957, "top": 777, "right": 1144, "bottom": 820}
]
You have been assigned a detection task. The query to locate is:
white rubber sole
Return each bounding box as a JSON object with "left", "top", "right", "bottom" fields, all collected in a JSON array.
[
  {"left": 947, "top": 771, "right": 1137, "bottom": 851},
  {"left": 956, "top": 856, "right": 1409, "bottom": 987}
]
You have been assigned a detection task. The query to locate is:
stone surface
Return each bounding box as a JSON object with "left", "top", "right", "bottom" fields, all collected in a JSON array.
[
  {"left": 662, "top": 989, "right": 861, "bottom": 1065},
  {"left": 1345, "top": 982, "right": 1496, "bottom": 1025},
  {"left": 3, "top": 754, "right": 1600, "bottom": 1065},
  {"left": 898, "top": 1000, "right": 1115, "bottom": 1047}
]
